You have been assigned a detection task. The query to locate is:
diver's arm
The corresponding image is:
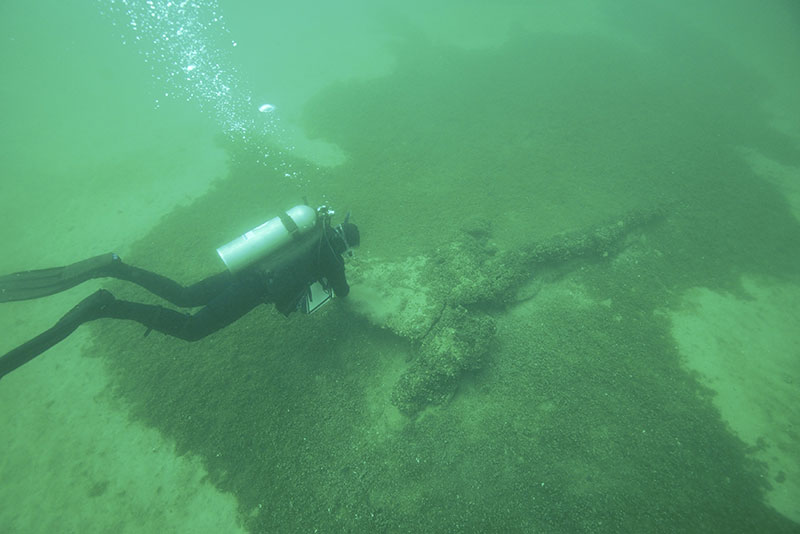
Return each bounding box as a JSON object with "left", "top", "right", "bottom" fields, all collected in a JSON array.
[{"left": 327, "top": 264, "right": 350, "bottom": 297}]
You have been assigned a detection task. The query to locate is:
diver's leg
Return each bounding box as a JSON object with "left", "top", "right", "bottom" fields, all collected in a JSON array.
[
  {"left": 99, "top": 275, "right": 264, "bottom": 341},
  {"left": 0, "top": 253, "right": 232, "bottom": 307},
  {"left": 0, "top": 278, "right": 264, "bottom": 380},
  {"left": 100, "top": 259, "right": 234, "bottom": 307}
]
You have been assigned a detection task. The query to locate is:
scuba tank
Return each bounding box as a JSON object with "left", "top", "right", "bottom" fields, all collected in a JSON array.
[{"left": 216, "top": 205, "right": 319, "bottom": 274}]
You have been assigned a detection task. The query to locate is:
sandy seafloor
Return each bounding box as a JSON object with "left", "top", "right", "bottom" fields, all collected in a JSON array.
[{"left": 1, "top": 1, "right": 799, "bottom": 532}]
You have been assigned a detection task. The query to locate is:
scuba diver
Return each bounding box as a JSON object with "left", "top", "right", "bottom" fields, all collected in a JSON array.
[{"left": 0, "top": 204, "right": 360, "bottom": 381}]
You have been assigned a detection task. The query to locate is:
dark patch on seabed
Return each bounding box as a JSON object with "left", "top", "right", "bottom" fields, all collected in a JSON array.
[{"left": 91, "top": 23, "right": 800, "bottom": 534}]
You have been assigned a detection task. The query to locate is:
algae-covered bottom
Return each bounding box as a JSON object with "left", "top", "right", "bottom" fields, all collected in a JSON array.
[{"left": 91, "top": 22, "right": 800, "bottom": 534}]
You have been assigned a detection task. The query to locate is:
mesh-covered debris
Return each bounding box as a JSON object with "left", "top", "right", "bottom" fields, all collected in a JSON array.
[
  {"left": 390, "top": 305, "right": 496, "bottom": 415},
  {"left": 348, "top": 207, "right": 665, "bottom": 416}
]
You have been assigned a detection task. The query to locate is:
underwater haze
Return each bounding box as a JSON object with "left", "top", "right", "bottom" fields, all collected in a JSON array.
[{"left": 1, "top": 0, "right": 800, "bottom": 533}]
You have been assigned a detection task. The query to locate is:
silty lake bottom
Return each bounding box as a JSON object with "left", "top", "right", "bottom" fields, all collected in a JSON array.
[{"left": 0, "top": 1, "right": 799, "bottom": 533}]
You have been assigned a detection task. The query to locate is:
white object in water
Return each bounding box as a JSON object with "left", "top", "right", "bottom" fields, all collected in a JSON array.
[
  {"left": 216, "top": 205, "right": 317, "bottom": 273},
  {"left": 258, "top": 103, "right": 276, "bottom": 113}
]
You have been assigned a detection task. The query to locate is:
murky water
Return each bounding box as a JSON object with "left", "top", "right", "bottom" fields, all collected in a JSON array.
[{"left": 2, "top": 1, "right": 799, "bottom": 532}]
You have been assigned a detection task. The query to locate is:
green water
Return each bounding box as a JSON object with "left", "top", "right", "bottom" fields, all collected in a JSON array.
[{"left": 2, "top": 1, "right": 800, "bottom": 532}]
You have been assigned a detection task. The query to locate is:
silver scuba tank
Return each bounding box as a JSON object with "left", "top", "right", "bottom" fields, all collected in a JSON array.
[{"left": 216, "top": 205, "right": 318, "bottom": 273}]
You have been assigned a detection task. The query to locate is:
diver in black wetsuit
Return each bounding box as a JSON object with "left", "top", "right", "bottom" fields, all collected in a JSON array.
[{"left": 0, "top": 205, "right": 360, "bottom": 380}]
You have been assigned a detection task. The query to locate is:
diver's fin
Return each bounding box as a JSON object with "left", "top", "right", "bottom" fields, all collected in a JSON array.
[
  {"left": 0, "top": 289, "right": 115, "bottom": 380},
  {"left": 0, "top": 253, "right": 119, "bottom": 303}
]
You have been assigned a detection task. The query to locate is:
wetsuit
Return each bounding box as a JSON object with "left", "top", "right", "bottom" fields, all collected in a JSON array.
[
  {"left": 100, "top": 224, "right": 350, "bottom": 341},
  {"left": 0, "top": 222, "right": 353, "bottom": 379}
]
